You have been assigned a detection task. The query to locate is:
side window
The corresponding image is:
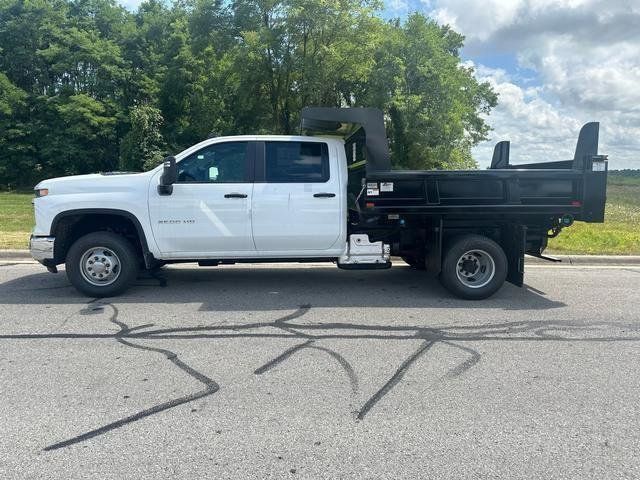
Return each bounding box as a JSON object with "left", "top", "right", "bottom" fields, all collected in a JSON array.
[
  {"left": 177, "top": 142, "right": 249, "bottom": 183},
  {"left": 265, "top": 141, "right": 329, "bottom": 183}
]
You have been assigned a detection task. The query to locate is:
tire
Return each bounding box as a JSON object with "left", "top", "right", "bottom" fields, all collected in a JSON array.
[
  {"left": 65, "top": 232, "right": 139, "bottom": 297},
  {"left": 439, "top": 234, "right": 507, "bottom": 300},
  {"left": 402, "top": 256, "right": 426, "bottom": 270}
]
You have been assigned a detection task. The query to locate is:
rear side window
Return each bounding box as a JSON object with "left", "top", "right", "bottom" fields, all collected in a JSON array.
[{"left": 265, "top": 142, "right": 329, "bottom": 183}]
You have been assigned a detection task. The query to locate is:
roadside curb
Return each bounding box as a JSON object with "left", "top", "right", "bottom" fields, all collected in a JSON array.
[
  {"left": 2, "top": 249, "right": 640, "bottom": 266},
  {"left": 0, "top": 250, "right": 31, "bottom": 260},
  {"left": 525, "top": 254, "right": 640, "bottom": 265}
]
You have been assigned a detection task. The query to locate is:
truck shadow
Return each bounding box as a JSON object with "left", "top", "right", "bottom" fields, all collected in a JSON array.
[{"left": 0, "top": 264, "right": 567, "bottom": 311}]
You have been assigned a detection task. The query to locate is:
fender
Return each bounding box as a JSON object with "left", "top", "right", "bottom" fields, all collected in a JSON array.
[{"left": 50, "top": 208, "right": 156, "bottom": 268}]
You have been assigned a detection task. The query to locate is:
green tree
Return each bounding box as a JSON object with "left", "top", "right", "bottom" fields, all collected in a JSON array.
[
  {"left": 119, "top": 104, "right": 166, "bottom": 171},
  {"left": 231, "top": 0, "right": 383, "bottom": 134},
  {"left": 158, "top": 14, "right": 204, "bottom": 147},
  {"left": 36, "top": 93, "right": 118, "bottom": 176},
  {"left": 0, "top": 72, "right": 30, "bottom": 187},
  {"left": 0, "top": 0, "right": 498, "bottom": 188},
  {"left": 362, "top": 14, "right": 497, "bottom": 169},
  {"left": 0, "top": 72, "right": 25, "bottom": 116}
]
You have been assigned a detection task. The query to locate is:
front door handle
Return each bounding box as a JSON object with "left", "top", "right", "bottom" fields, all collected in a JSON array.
[
  {"left": 224, "top": 193, "right": 248, "bottom": 199},
  {"left": 313, "top": 193, "right": 336, "bottom": 198}
]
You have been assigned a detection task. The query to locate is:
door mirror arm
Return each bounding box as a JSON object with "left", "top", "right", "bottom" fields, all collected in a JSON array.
[{"left": 158, "top": 156, "right": 177, "bottom": 196}]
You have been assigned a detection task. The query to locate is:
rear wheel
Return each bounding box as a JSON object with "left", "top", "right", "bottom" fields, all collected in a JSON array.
[
  {"left": 440, "top": 235, "right": 507, "bottom": 300},
  {"left": 66, "top": 232, "right": 139, "bottom": 297}
]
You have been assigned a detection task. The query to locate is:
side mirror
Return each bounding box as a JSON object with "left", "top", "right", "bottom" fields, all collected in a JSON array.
[{"left": 158, "top": 156, "right": 177, "bottom": 196}]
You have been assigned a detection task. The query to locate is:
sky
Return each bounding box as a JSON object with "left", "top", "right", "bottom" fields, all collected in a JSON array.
[
  {"left": 119, "top": 0, "right": 640, "bottom": 169},
  {"left": 385, "top": 0, "right": 640, "bottom": 169}
]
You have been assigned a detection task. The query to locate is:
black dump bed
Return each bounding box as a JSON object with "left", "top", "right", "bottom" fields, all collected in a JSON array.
[{"left": 301, "top": 107, "right": 608, "bottom": 223}]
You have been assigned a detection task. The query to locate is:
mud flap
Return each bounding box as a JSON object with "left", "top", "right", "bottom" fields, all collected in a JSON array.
[
  {"left": 425, "top": 218, "right": 443, "bottom": 275},
  {"left": 503, "top": 224, "right": 526, "bottom": 287}
]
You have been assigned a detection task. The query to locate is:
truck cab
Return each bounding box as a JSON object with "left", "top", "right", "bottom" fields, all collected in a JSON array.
[
  {"left": 30, "top": 108, "right": 607, "bottom": 300},
  {"left": 148, "top": 135, "right": 347, "bottom": 258}
]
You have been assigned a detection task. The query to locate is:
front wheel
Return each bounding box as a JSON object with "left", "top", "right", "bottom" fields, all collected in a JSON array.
[
  {"left": 66, "top": 232, "right": 139, "bottom": 297},
  {"left": 439, "top": 235, "right": 507, "bottom": 300}
]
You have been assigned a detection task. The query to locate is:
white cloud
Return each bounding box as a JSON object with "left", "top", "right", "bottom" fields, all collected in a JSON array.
[
  {"left": 387, "top": 0, "right": 410, "bottom": 14},
  {"left": 425, "top": 0, "right": 640, "bottom": 169},
  {"left": 118, "top": 0, "right": 143, "bottom": 11},
  {"left": 470, "top": 65, "right": 580, "bottom": 167}
]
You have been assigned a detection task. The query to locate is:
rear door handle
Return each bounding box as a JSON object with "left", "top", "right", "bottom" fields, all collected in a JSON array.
[
  {"left": 313, "top": 193, "right": 336, "bottom": 198},
  {"left": 224, "top": 193, "right": 248, "bottom": 199}
]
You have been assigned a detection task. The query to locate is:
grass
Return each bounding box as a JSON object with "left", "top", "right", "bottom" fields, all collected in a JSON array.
[
  {"left": 1, "top": 174, "right": 639, "bottom": 253},
  {"left": 0, "top": 191, "right": 33, "bottom": 249},
  {"left": 547, "top": 174, "right": 640, "bottom": 255}
]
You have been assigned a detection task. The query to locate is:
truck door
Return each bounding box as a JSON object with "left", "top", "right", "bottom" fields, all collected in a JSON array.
[
  {"left": 252, "top": 140, "right": 342, "bottom": 252},
  {"left": 148, "top": 141, "right": 255, "bottom": 256}
]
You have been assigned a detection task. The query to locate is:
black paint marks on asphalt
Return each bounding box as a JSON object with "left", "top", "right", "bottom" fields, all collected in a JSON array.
[
  {"left": 79, "top": 300, "right": 103, "bottom": 316},
  {"left": 441, "top": 340, "right": 482, "bottom": 378},
  {"left": 254, "top": 305, "right": 360, "bottom": 395},
  {"left": 43, "top": 300, "right": 220, "bottom": 451},
  {"left": 307, "top": 345, "right": 359, "bottom": 395},
  {"left": 254, "top": 340, "right": 314, "bottom": 375},
  {"left": 254, "top": 341, "right": 360, "bottom": 395},
  {"left": 0, "top": 300, "right": 635, "bottom": 447},
  {"left": 356, "top": 340, "right": 435, "bottom": 420}
]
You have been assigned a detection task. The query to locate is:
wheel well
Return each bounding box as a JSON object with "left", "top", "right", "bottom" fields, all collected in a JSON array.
[{"left": 52, "top": 213, "right": 146, "bottom": 264}]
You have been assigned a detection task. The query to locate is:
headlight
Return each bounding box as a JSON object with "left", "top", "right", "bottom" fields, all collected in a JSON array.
[{"left": 35, "top": 188, "right": 49, "bottom": 197}]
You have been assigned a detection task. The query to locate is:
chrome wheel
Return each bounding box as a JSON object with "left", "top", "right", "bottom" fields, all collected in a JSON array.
[
  {"left": 455, "top": 249, "right": 495, "bottom": 289},
  {"left": 79, "top": 247, "right": 121, "bottom": 287}
]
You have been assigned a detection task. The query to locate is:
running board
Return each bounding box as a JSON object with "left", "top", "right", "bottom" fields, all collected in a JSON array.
[{"left": 338, "top": 262, "right": 391, "bottom": 270}]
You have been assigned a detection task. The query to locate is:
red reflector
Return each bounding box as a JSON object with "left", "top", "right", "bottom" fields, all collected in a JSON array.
[
  {"left": 571, "top": 200, "right": 582, "bottom": 206},
  {"left": 365, "top": 202, "right": 375, "bottom": 208}
]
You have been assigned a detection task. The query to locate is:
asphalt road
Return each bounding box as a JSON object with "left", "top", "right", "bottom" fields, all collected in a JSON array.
[{"left": 1, "top": 261, "right": 639, "bottom": 479}]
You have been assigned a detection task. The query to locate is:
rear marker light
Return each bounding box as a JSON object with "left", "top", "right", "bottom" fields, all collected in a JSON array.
[
  {"left": 366, "top": 202, "right": 375, "bottom": 208},
  {"left": 571, "top": 200, "right": 582, "bottom": 206}
]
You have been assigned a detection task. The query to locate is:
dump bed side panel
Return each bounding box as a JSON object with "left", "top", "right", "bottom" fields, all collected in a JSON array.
[{"left": 362, "top": 163, "right": 608, "bottom": 222}]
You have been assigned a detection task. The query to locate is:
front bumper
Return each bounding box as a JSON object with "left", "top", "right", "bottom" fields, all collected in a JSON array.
[{"left": 30, "top": 235, "right": 55, "bottom": 263}]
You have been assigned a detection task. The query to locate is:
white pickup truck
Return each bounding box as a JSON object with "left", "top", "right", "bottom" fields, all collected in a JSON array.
[{"left": 30, "top": 108, "right": 607, "bottom": 299}]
